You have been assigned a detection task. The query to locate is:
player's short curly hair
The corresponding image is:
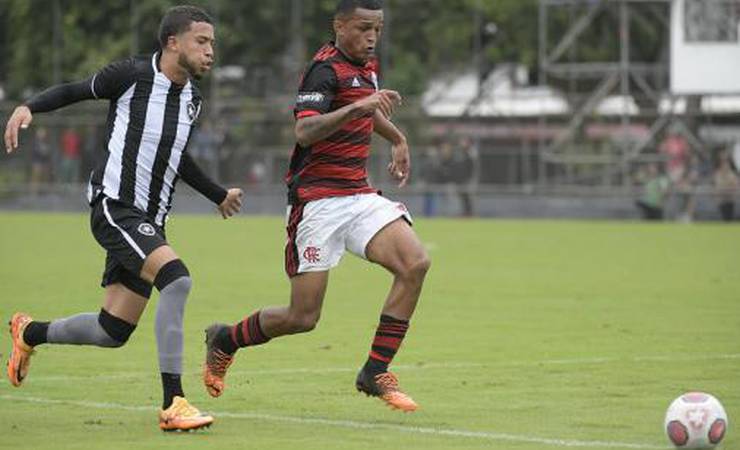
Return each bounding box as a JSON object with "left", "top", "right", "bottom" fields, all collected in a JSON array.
[
  {"left": 335, "top": 0, "right": 383, "bottom": 18},
  {"left": 158, "top": 5, "right": 213, "bottom": 48}
]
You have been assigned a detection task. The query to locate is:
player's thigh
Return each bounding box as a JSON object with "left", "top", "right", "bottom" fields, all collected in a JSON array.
[
  {"left": 345, "top": 194, "right": 415, "bottom": 262},
  {"left": 289, "top": 271, "right": 329, "bottom": 316},
  {"left": 140, "top": 245, "right": 180, "bottom": 284},
  {"left": 100, "top": 253, "right": 154, "bottom": 300},
  {"left": 90, "top": 197, "right": 175, "bottom": 285},
  {"left": 102, "top": 283, "right": 149, "bottom": 325},
  {"left": 365, "top": 218, "right": 428, "bottom": 274}
]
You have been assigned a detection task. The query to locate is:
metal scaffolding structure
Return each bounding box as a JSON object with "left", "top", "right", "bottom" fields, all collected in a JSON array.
[{"left": 538, "top": 0, "right": 703, "bottom": 186}]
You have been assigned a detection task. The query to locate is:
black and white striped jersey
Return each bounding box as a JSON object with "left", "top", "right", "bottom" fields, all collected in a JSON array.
[{"left": 86, "top": 53, "right": 203, "bottom": 226}]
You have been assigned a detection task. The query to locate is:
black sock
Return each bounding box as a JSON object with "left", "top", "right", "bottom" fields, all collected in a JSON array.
[
  {"left": 161, "top": 373, "right": 184, "bottom": 409},
  {"left": 215, "top": 326, "right": 238, "bottom": 355},
  {"left": 23, "top": 321, "right": 50, "bottom": 347},
  {"left": 363, "top": 357, "right": 387, "bottom": 376}
]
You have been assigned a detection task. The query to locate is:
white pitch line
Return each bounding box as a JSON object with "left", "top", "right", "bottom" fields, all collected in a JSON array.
[
  {"left": 633, "top": 354, "right": 740, "bottom": 362},
  {"left": 0, "top": 394, "right": 668, "bottom": 450},
  {"left": 27, "top": 353, "right": 740, "bottom": 383},
  {"left": 29, "top": 362, "right": 487, "bottom": 382}
]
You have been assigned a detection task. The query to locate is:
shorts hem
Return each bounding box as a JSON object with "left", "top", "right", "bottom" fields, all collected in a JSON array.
[
  {"left": 357, "top": 212, "right": 413, "bottom": 260},
  {"left": 290, "top": 264, "right": 337, "bottom": 279}
]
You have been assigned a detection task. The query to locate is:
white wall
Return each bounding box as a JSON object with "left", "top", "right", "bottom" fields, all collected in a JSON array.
[{"left": 671, "top": 0, "right": 740, "bottom": 94}]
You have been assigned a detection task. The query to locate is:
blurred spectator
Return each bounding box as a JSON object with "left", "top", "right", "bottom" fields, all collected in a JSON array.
[
  {"left": 81, "top": 125, "right": 101, "bottom": 180},
  {"left": 30, "top": 127, "right": 52, "bottom": 195},
  {"left": 420, "top": 146, "right": 442, "bottom": 217},
  {"left": 454, "top": 137, "right": 477, "bottom": 217},
  {"left": 247, "top": 158, "right": 267, "bottom": 186},
  {"left": 437, "top": 140, "right": 477, "bottom": 217},
  {"left": 659, "top": 129, "right": 689, "bottom": 183},
  {"left": 714, "top": 150, "right": 739, "bottom": 221},
  {"left": 59, "top": 127, "right": 81, "bottom": 184},
  {"left": 673, "top": 155, "right": 699, "bottom": 223},
  {"left": 190, "top": 120, "right": 222, "bottom": 179},
  {"left": 635, "top": 162, "right": 669, "bottom": 221},
  {"left": 438, "top": 142, "right": 455, "bottom": 215}
]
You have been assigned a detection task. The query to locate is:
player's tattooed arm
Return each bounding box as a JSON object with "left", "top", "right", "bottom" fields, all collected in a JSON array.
[
  {"left": 295, "top": 106, "right": 360, "bottom": 147},
  {"left": 295, "top": 89, "right": 402, "bottom": 147}
]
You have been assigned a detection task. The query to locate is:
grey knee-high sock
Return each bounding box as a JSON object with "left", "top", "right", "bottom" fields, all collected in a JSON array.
[
  {"left": 47, "top": 313, "right": 122, "bottom": 347},
  {"left": 155, "top": 276, "right": 191, "bottom": 374}
]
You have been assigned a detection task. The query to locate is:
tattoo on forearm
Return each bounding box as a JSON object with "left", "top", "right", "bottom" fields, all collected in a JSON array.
[{"left": 298, "top": 107, "right": 354, "bottom": 145}]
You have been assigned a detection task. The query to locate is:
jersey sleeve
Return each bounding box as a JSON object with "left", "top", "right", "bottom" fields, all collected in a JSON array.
[
  {"left": 91, "top": 58, "right": 137, "bottom": 100},
  {"left": 178, "top": 151, "right": 227, "bottom": 205},
  {"left": 369, "top": 58, "right": 381, "bottom": 91},
  {"left": 294, "top": 61, "right": 337, "bottom": 119},
  {"left": 24, "top": 79, "right": 96, "bottom": 113}
]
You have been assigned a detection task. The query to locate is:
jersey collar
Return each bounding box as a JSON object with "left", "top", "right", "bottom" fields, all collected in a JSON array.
[
  {"left": 152, "top": 51, "right": 190, "bottom": 89},
  {"left": 332, "top": 42, "right": 371, "bottom": 68},
  {"left": 152, "top": 52, "right": 162, "bottom": 73}
]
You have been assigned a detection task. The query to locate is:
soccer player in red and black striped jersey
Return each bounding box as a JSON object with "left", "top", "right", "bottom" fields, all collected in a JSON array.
[{"left": 203, "top": 0, "right": 430, "bottom": 412}]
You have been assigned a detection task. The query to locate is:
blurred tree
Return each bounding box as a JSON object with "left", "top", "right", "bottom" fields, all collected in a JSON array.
[
  {"left": 0, "top": 0, "right": 665, "bottom": 100},
  {"left": 0, "top": 1, "right": 7, "bottom": 93}
]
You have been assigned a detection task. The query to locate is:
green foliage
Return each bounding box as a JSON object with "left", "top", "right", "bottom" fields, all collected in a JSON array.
[
  {"left": 481, "top": 0, "right": 540, "bottom": 70},
  {"left": 0, "top": 0, "right": 665, "bottom": 100}
]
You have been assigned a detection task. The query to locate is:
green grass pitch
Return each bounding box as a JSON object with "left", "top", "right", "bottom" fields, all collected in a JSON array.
[{"left": 0, "top": 212, "right": 738, "bottom": 450}]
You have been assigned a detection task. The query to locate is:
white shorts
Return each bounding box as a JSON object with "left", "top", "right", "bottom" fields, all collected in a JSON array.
[{"left": 284, "top": 193, "right": 413, "bottom": 277}]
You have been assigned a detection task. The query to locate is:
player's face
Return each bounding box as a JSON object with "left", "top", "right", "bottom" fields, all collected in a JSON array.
[
  {"left": 335, "top": 8, "right": 384, "bottom": 64},
  {"left": 176, "top": 21, "right": 215, "bottom": 80}
]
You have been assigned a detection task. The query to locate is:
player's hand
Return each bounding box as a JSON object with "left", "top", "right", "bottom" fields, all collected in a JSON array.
[
  {"left": 354, "top": 90, "right": 402, "bottom": 119},
  {"left": 218, "top": 188, "right": 243, "bottom": 219},
  {"left": 4, "top": 105, "right": 33, "bottom": 154},
  {"left": 388, "top": 138, "right": 411, "bottom": 188}
]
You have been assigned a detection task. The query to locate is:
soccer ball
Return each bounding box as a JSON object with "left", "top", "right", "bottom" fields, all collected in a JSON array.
[{"left": 665, "top": 392, "right": 728, "bottom": 449}]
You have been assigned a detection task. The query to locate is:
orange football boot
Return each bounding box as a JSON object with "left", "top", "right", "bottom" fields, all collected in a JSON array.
[
  {"left": 7, "top": 313, "right": 34, "bottom": 387},
  {"left": 356, "top": 369, "right": 419, "bottom": 412},
  {"left": 158, "top": 396, "right": 214, "bottom": 431},
  {"left": 202, "top": 323, "right": 234, "bottom": 398}
]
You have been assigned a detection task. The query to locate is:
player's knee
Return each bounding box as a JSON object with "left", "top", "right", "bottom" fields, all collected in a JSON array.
[
  {"left": 154, "top": 259, "right": 192, "bottom": 294},
  {"left": 415, "top": 254, "right": 432, "bottom": 277},
  {"left": 98, "top": 308, "right": 136, "bottom": 348},
  {"left": 400, "top": 253, "right": 431, "bottom": 282}
]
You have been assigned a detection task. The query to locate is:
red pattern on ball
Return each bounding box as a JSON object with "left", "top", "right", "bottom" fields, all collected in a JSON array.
[
  {"left": 667, "top": 420, "right": 689, "bottom": 446},
  {"left": 708, "top": 419, "right": 726, "bottom": 444}
]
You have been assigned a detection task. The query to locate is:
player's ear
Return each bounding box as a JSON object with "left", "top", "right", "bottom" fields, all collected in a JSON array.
[
  {"left": 333, "top": 17, "right": 344, "bottom": 38},
  {"left": 166, "top": 35, "right": 179, "bottom": 52}
]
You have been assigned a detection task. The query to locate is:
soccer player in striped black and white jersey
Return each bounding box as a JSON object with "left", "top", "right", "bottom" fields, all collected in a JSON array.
[{"left": 3, "top": 5, "right": 241, "bottom": 431}]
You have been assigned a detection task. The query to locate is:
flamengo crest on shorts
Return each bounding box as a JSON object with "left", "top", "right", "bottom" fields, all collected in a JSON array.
[{"left": 284, "top": 194, "right": 413, "bottom": 277}]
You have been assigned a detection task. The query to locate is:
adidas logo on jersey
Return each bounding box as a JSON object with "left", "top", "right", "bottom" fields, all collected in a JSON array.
[{"left": 351, "top": 77, "right": 361, "bottom": 88}]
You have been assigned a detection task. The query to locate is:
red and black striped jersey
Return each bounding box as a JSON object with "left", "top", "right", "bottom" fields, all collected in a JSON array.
[{"left": 285, "top": 42, "right": 380, "bottom": 205}]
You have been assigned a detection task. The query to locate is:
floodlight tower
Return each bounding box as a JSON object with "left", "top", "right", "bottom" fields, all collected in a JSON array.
[{"left": 538, "top": 0, "right": 688, "bottom": 188}]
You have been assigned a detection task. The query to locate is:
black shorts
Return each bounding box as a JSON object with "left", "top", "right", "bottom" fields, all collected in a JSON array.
[{"left": 90, "top": 196, "right": 167, "bottom": 298}]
